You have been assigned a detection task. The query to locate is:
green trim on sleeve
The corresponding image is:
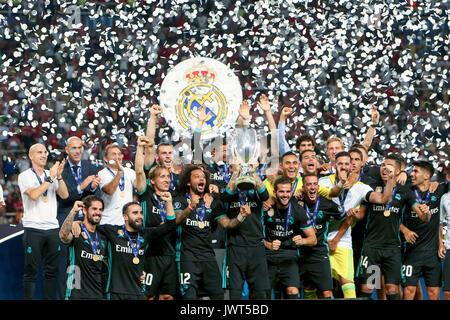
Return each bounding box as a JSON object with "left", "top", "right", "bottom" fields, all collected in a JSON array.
[{"left": 257, "top": 185, "right": 267, "bottom": 194}]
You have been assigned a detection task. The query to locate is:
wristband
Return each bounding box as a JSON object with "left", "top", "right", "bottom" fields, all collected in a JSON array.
[
  {"left": 57, "top": 177, "right": 63, "bottom": 180},
  {"left": 237, "top": 213, "right": 246, "bottom": 223},
  {"left": 337, "top": 181, "right": 344, "bottom": 188},
  {"left": 188, "top": 204, "right": 195, "bottom": 211}
]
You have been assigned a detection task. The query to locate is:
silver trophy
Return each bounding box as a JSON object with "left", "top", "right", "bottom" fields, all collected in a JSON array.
[{"left": 231, "top": 127, "right": 260, "bottom": 191}]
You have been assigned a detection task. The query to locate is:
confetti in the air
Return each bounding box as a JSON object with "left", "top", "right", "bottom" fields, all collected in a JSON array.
[{"left": 0, "top": 0, "right": 448, "bottom": 174}]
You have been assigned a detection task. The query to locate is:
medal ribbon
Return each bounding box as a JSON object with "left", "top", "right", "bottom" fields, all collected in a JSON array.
[
  {"left": 81, "top": 224, "right": 99, "bottom": 257},
  {"left": 31, "top": 168, "right": 48, "bottom": 198},
  {"left": 71, "top": 164, "right": 82, "bottom": 186},
  {"left": 414, "top": 189, "right": 431, "bottom": 205},
  {"left": 256, "top": 163, "right": 266, "bottom": 180},
  {"left": 121, "top": 225, "right": 141, "bottom": 259},
  {"left": 383, "top": 185, "right": 398, "bottom": 213},
  {"left": 284, "top": 202, "right": 293, "bottom": 232},
  {"left": 217, "top": 163, "right": 230, "bottom": 184},
  {"left": 155, "top": 194, "right": 167, "bottom": 222},
  {"left": 237, "top": 190, "right": 248, "bottom": 206},
  {"left": 334, "top": 176, "right": 348, "bottom": 213},
  {"left": 107, "top": 167, "right": 125, "bottom": 191},
  {"left": 291, "top": 177, "right": 299, "bottom": 197},
  {"left": 186, "top": 193, "right": 206, "bottom": 222},
  {"left": 169, "top": 172, "right": 175, "bottom": 191},
  {"left": 305, "top": 197, "right": 321, "bottom": 227}
]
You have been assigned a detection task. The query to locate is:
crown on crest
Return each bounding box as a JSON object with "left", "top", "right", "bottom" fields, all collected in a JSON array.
[{"left": 184, "top": 65, "right": 216, "bottom": 83}]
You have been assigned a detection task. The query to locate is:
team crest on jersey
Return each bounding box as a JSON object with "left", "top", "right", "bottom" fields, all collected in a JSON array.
[
  {"left": 376, "top": 186, "right": 383, "bottom": 193},
  {"left": 267, "top": 209, "right": 274, "bottom": 217},
  {"left": 431, "top": 196, "right": 437, "bottom": 202},
  {"left": 81, "top": 232, "right": 88, "bottom": 240},
  {"left": 117, "top": 229, "right": 124, "bottom": 237}
]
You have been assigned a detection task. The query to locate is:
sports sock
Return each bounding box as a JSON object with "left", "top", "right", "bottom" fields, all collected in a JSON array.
[
  {"left": 341, "top": 283, "right": 356, "bottom": 298},
  {"left": 303, "top": 288, "right": 318, "bottom": 299},
  {"left": 358, "top": 291, "right": 373, "bottom": 299},
  {"left": 386, "top": 293, "right": 398, "bottom": 300}
]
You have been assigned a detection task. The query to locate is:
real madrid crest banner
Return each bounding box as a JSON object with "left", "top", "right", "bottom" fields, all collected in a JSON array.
[{"left": 159, "top": 57, "right": 243, "bottom": 141}]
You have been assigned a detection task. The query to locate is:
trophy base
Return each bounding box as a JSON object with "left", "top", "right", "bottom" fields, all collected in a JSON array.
[{"left": 236, "top": 176, "right": 256, "bottom": 191}]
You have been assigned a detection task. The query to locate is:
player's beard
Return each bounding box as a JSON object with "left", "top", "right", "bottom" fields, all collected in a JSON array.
[
  {"left": 87, "top": 213, "right": 101, "bottom": 226},
  {"left": 191, "top": 183, "right": 205, "bottom": 196},
  {"left": 129, "top": 218, "right": 143, "bottom": 232}
]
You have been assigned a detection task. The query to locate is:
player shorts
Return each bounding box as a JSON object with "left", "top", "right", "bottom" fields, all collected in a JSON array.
[
  {"left": 178, "top": 259, "right": 224, "bottom": 299},
  {"left": 109, "top": 292, "right": 145, "bottom": 300},
  {"left": 144, "top": 255, "right": 177, "bottom": 298},
  {"left": 401, "top": 249, "right": 442, "bottom": 287},
  {"left": 268, "top": 258, "right": 300, "bottom": 289},
  {"left": 299, "top": 256, "right": 334, "bottom": 292},
  {"left": 443, "top": 253, "right": 450, "bottom": 292},
  {"left": 226, "top": 245, "right": 270, "bottom": 293},
  {"left": 329, "top": 247, "right": 354, "bottom": 282},
  {"left": 357, "top": 246, "right": 402, "bottom": 285}
]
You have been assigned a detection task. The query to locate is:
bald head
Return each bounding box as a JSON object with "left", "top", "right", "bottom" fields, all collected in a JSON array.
[
  {"left": 65, "top": 136, "right": 84, "bottom": 165},
  {"left": 29, "top": 144, "right": 48, "bottom": 168}
]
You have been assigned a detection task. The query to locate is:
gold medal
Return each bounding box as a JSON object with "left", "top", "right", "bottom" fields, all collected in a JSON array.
[
  {"left": 93, "top": 254, "right": 99, "bottom": 262},
  {"left": 120, "top": 191, "right": 126, "bottom": 198},
  {"left": 384, "top": 210, "right": 390, "bottom": 217},
  {"left": 43, "top": 196, "right": 48, "bottom": 203},
  {"left": 132, "top": 257, "right": 140, "bottom": 265},
  {"left": 198, "top": 221, "right": 205, "bottom": 229}
]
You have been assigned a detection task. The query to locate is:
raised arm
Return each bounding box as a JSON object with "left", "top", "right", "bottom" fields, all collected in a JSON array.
[
  {"left": 258, "top": 94, "right": 276, "bottom": 131},
  {"left": 59, "top": 200, "right": 84, "bottom": 244},
  {"left": 237, "top": 100, "right": 251, "bottom": 128},
  {"left": 135, "top": 136, "right": 150, "bottom": 194},
  {"left": 144, "top": 104, "right": 161, "bottom": 168},
  {"left": 362, "top": 106, "right": 379, "bottom": 151},
  {"left": 277, "top": 107, "right": 293, "bottom": 156}
]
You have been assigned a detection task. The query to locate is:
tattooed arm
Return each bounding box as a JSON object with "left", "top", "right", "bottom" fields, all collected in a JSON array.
[{"left": 59, "top": 201, "right": 84, "bottom": 244}]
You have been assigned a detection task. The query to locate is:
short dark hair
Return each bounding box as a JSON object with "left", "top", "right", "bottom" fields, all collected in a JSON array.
[
  {"left": 350, "top": 143, "right": 368, "bottom": 156},
  {"left": 295, "top": 134, "right": 316, "bottom": 149},
  {"left": 385, "top": 153, "right": 404, "bottom": 170},
  {"left": 299, "top": 149, "right": 315, "bottom": 162},
  {"left": 122, "top": 201, "right": 141, "bottom": 216},
  {"left": 335, "top": 151, "right": 351, "bottom": 162},
  {"left": 156, "top": 142, "right": 172, "bottom": 154},
  {"left": 412, "top": 160, "right": 435, "bottom": 177},
  {"left": 274, "top": 177, "right": 293, "bottom": 192},
  {"left": 349, "top": 148, "right": 363, "bottom": 162},
  {"left": 281, "top": 151, "right": 299, "bottom": 163},
  {"left": 83, "top": 195, "right": 104, "bottom": 210},
  {"left": 302, "top": 172, "right": 319, "bottom": 181}
]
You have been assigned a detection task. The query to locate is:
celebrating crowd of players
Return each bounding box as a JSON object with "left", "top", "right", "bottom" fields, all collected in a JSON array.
[{"left": 17, "top": 95, "right": 449, "bottom": 300}]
